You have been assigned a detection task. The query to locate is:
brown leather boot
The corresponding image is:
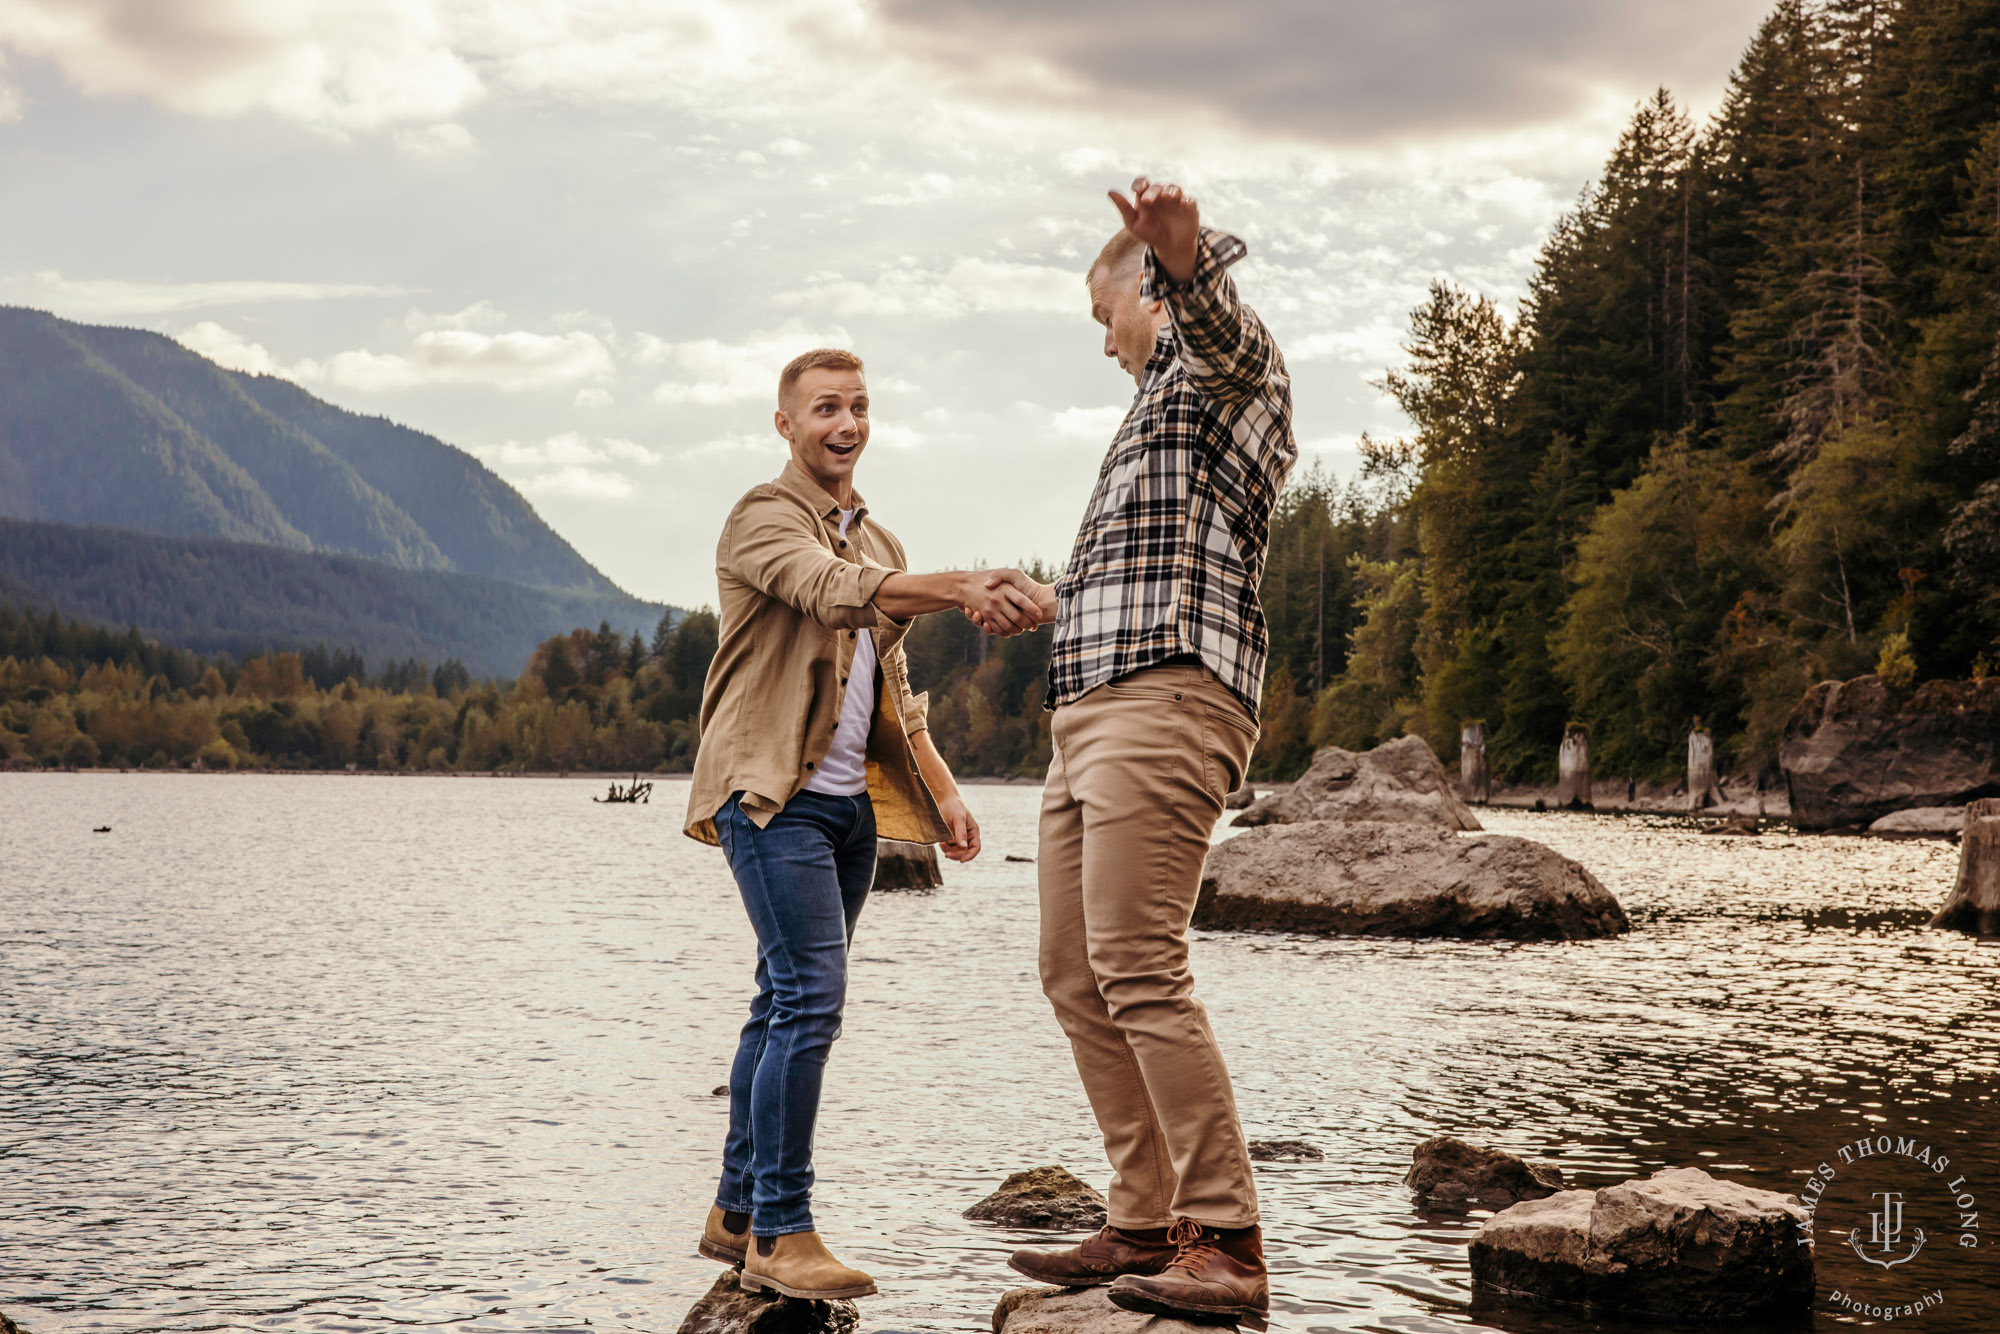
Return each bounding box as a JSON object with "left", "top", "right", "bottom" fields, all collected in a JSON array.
[
  {"left": 1107, "top": 1219, "right": 1268, "bottom": 1329},
  {"left": 738, "top": 1231, "right": 878, "bottom": 1300},
  {"left": 697, "top": 1206, "right": 749, "bottom": 1266},
  {"left": 1007, "top": 1225, "right": 1179, "bottom": 1287}
]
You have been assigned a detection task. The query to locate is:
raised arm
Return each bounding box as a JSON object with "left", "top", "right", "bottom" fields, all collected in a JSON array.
[{"left": 1111, "top": 179, "right": 1279, "bottom": 409}]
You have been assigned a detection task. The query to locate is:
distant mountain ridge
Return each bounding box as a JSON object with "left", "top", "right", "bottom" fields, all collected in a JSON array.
[
  {"left": 0, "top": 518, "right": 658, "bottom": 680},
  {"left": 0, "top": 305, "right": 620, "bottom": 596}
]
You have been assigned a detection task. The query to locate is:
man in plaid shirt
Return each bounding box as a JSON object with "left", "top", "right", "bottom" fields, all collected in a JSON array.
[{"left": 996, "top": 179, "right": 1295, "bottom": 1328}]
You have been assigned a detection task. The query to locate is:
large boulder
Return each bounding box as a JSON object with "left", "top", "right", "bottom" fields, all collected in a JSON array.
[
  {"left": 1195, "top": 821, "right": 1629, "bottom": 941},
  {"left": 993, "top": 1286, "right": 1210, "bottom": 1334},
  {"left": 1469, "top": 1166, "right": 1813, "bottom": 1323},
  {"left": 676, "top": 1271, "right": 858, "bottom": 1334},
  {"left": 1406, "top": 1136, "right": 1564, "bottom": 1209},
  {"left": 964, "top": 1166, "right": 1108, "bottom": 1229},
  {"left": 1234, "top": 736, "right": 1482, "bottom": 831},
  {"left": 1781, "top": 675, "right": 2000, "bottom": 830}
]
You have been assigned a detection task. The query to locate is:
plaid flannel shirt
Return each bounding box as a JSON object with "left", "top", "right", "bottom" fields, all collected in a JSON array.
[{"left": 1046, "top": 227, "right": 1297, "bottom": 721}]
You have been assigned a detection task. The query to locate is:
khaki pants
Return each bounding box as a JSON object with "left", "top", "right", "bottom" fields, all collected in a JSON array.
[{"left": 1037, "top": 662, "right": 1260, "bottom": 1229}]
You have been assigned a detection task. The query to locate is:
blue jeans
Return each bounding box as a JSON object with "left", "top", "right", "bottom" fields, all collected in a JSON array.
[{"left": 714, "top": 789, "right": 877, "bottom": 1236}]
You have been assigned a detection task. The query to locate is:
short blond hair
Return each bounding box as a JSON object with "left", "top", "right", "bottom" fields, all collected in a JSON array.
[
  {"left": 1088, "top": 229, "right": 1146, "bottom": 285},
  {"left": 778, "top": 348, "right": 864, "bottom": 409}
]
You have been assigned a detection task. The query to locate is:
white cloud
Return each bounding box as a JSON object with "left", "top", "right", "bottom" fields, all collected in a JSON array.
[
  {"left": 392, "top": 121, "right": 474, "bottom": 156},
  {"left": 647, "top": 322, "right": 853, "bottom": 406},
  {"left": 3, "top": 270, "right": 410, "bottom": 319},
  {"left": 471, "top": 432, "right": 660, "bottom": 469},
  {"left": 295, "top": 329, "right": 615, "bottom": 392},
  {"left": 573, "top": 386, "right": 614, "bottom": 409},
  {"left": 518, "top": 467, "right": 634, "bottom": 499},
  {"left": 469, "top": 432, "right": 662, "bottom": 501},
  {"left": 177, "top": 321, "right": 282, "bottom": 375},
  {"left": 782, "top": 257, "right": 1083, "bottom": 320},
  {"left": 403, "top": 300, "right": 507, "bottom": 332},
  {"left": 1048, "top": 405, "right": 1127, "bottom": 441},
  {"left": 0, "top": 0, "right": 483, "bottom": 135}
]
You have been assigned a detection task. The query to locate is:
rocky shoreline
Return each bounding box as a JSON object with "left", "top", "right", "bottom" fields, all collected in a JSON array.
[{"left": 667, "top": 1143, "right": 1817, "bottom": 1334}]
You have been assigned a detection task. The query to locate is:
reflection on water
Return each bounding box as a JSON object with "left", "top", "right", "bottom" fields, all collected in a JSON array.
[{"left": 2, "top": 774, "right": 1997, "bottom": 1333}]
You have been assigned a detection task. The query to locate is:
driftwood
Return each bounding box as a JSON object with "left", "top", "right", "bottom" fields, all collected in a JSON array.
[
  {"left": 874, "top": 838, "right": 943, "bottom": 891},
  {"left": 1461, "top": 722, "right": 1490, "bottom": 804},
  {"left": 593, "top": 774, "right": 653, "bottom": 804}
]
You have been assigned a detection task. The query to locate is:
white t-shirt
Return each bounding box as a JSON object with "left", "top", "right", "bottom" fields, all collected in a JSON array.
[{"left": 802, "top": 509, "right": 876, "bottom": 797}]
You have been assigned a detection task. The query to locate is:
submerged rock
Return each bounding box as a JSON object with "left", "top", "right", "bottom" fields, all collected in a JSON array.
[
  {"left": 1699, "top": 814, "right": 1760, "bottom": 836},
  {"left": 1469, "top": 1166, "right": 1812, "bottom": 1323},
  {"left": 1781, "top": 675, "right": 2000, "bottom": 830},
  {"left": 1196, "top": 821, "right": 1629, "bottom": 941},
  {"left": 1234, "top": 736, "right": 1481, "bottom": 831},
  {"left": 873, "top": 838, "right": 942, "bottom": 891},
  {"left": 1870, "top": 805, "right": 1966, "bottom": 836},
  {"left": 993, "top": 1285, "right": 1210, "bottom": 1334},
  {"left": 964, "top": 1166, "right": 1108, "bottom": 1229},
  {"left": 1405, "top": 1135, "right": 1563, "bottom": 1209},
  {"left": 676, "top": 1270, "right": 858, "bottom": 1334},
  {"left": 1247, "top": 1139, "right": 1324, "bottom": 1162},
  {"left": 2, "top": 1311, "right": 29, "bottom": 1334}
]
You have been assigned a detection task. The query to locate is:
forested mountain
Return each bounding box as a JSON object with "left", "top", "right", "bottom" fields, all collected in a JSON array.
[
  {"left": 0, "top": 518, "right": 660, "bottom": 680},
  {"left": 1247, "top": 0, "right": 2000, "bottom": 782},
  {"left": 0, "top": 307, "right": 621, "bottom": 595}
]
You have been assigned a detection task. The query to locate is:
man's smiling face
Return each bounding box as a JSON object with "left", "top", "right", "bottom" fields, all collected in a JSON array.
[{"left": 776, "top": 366, "right": 870, "bottom": 502}]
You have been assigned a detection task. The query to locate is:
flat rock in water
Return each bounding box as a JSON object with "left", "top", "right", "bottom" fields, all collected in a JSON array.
[
  {"left": 1247, "top": 1139, "right": 1324, "bottom": 1162},
  {"left": 874, "top": 838, "right": 942, "bottom": 891},
  {"left": 1196, "top": 821, "right": 1629, "bottom": 941},
  {"left": 993, "top": 1286, "right": 1211, "bottom": 1334},
  {"left": 2, "top": 1311, "right": 27, "bottom": 1334},
  {"left": 677, "top": 1270, "right": 858, "bottom": 1334},
  {"left": 964, "top": 1166, "right": 1108, "bottom": 1229},
  {"left": 1406, "top": 1135, "right": 1563, "bottom": 1209},
  {"left": 1468, "top": 1166, "right": 1812, "bottom": 1322},
  {"left": 1780, "top": 675, "right": 2000, "bottom": 830},
  {"left": 1224, "top": 783, "right": 1257, "bottom": 810},
  {"left": 1869, "top": 805, "right": 1965, "bottom": 835},
  {"left": 1234, "top": 736, "right": 1482, "bottom": 831}
]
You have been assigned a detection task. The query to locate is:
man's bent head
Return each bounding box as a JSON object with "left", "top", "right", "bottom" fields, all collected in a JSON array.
[
  {"left": 776, "top": 348, "right": 869, "bottom": 503},
  {"left": 1087, "top": 229, "right": 1170, "bottom": 383}
]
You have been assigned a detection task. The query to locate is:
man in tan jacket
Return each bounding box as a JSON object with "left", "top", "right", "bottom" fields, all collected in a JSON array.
[{"left": 686, "top": 347, "right": 1043, "bottom": 1301}]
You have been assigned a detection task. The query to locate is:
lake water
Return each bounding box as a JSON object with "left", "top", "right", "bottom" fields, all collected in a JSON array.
[{"left": 3, "top": 773, "right": 1998, "bottom": 1334}]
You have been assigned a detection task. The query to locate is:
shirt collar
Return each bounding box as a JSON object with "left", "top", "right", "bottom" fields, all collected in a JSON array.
[{"left": 776, "top": 459, "right": 868, "bottom": 524}]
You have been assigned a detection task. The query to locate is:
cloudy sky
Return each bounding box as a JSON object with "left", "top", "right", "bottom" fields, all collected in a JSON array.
[{"left": 0, "top": 0, "right": 1770, "bottom": 609}]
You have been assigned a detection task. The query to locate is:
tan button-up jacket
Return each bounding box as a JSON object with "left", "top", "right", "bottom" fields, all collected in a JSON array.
[{"left": 684, "top": 460, "right": 949, "bottom": 846}]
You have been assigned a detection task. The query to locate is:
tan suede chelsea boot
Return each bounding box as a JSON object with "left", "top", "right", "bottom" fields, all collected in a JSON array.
[
  {"left": 698, "top": 1206, "right": 750, "bottom": 1266},
  {"left": 738, "top": 1231, "right": 878, "bottom": 1300}
]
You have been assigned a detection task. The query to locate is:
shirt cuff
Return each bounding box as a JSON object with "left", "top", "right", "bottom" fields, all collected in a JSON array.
[
  {"left": 832, "top": 563, "right": 896, "bottom": 629},
  {"left": 1142, "top": 227, "right": 1247, "bottom": 301}
]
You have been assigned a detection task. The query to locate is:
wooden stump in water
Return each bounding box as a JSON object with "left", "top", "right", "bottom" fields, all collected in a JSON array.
[
  {"left": 873, "top": 838, "right": 942, "bottom": 891},
  {"left": 1556, "top": 727, "right": 1592, "bottom": 810},
  {"left": 1686, "top": 729, "right": 1721, "bottom": 811},
  {"left": 1460, "top": 722, "right": 1490, "bottom": 804},
  {"left": 1930, "top": 799, "right": 2000, "bottom": 935}
]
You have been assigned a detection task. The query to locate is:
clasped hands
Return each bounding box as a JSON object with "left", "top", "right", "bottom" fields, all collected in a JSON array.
[{"left": 955, "top": 568, "right": 1055, "bottom": 638}]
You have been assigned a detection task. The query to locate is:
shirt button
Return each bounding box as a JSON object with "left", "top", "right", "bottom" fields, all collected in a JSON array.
[
  {"left": 838, "top": 540, "right": 847, "bottom": 548},
  {"left": 841, "top": 676, "right": 848, "bottom": 685},
  {"left": 849, "top": 630, "right": 857, "bottom": 638},
  {"left": 805, "top": 761, "right": 815, "bottom": 770}
]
